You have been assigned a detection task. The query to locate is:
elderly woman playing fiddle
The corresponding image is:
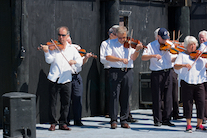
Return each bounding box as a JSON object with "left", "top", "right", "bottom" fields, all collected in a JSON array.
[{"left": 174, "top": 36, "right": 207, "bottom": 133}]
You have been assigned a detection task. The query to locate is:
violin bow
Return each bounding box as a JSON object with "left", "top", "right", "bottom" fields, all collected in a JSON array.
[
  {"left": 125, "top": 29, "right": 134, "bottom": 71},
  {"left": 51, "top": 39, "right": 76, "bottom": 74},
  {"left": 173, "top": 30, "right": 175, "bottom": 41},
  {"left": 129, "top": 29, "right": 133, "bottom": 46},
  {"left": 128, "top": 29, "right": 133, "bottom": 54},
  {"left": 188, "top": 45, "right": 207, "bottom": 71},
  {"left": 176, "top": 34, "right": 183, "bottom": 42}
]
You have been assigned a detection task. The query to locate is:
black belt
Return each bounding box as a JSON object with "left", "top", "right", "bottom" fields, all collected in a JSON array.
[
  {"left": 110, "top": 67, "right": 132, "bottom": 72},
  {"left": 152, "top": 68, "right": 172, "bottom": 73},
  {"left": 72, "top": 73, "right": 79, "bottom": 76}
]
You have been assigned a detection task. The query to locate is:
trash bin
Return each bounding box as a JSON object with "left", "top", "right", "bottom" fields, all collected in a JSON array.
[{"left": 2, "top": 92, "right": 36, "bottom": 138}]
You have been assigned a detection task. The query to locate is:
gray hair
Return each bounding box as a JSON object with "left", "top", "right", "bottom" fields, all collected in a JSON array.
[
  {"left": 67, "top": 36, "right": 72, "bottom": 44},
  {"left": 108, "top": 25, "right": 119, "bottom": 35},
  {"left": 154, "top": 28, "right": 160, "bottom": 40},
  {"left": 57, "top": 26, "right": 70, "bottom": 35},
  {"left": 116, "top": 26, "right": 128, "bottom": 35},
  {"left": 184, "top": 36, "right": 198, "bottom": 48},
  {"left": 198, "top": 30, "right": 207, "bottom": 39}
]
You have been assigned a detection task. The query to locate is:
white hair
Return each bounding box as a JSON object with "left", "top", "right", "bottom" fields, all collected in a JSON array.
[
  {"left": 116, "top": 26, "right": 128, "bottom": 35},
  {"left": 67, "top": 36, "right": 72, "bottom": 44},
  {"left": 108, "top": 25, "right": 119, "bottom": 35},
  {"left": 184, "top": 36, "right": 198, "bottom": 48},
  {"left": 198, "top": 30, "right": 207, "bottom": 39},
  {"left": 154, "top": 28, "right": 160, "bottom": 40}
]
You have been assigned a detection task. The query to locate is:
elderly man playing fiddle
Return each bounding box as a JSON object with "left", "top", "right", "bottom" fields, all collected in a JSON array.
[
  {"left": 41, "top": 26, "right": 83, "bottom": 131},
  {"left": 142, "top": 28, "right": 175, "bottom": 127},
  {"left": 105, "top": 26, "right": 143, "bottom": 129}
]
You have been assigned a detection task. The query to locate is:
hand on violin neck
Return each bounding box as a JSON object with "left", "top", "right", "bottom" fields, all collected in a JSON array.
[
  {"left": 40, "top": 44, "right": 49, "bottom": 53},
  {"left": 85, "top": 52, "right": 93, "bottom": 58},
  {"left": 135, "top": 43, "right": 143, "bottom": 51}
]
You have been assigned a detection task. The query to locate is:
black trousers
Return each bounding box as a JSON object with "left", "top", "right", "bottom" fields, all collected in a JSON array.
[
  {"left": 104, "top": 69, "right": 110, "bottom": 115},
  {"left": 67, "top": 74, "right": 83, "bottom": 122},
  {"left": 181, "top": 80, "right": 205, "bottom": 119},
  {"left": 203, "top": 82, "right": 207, "bottom": 120},
  {"left": 49, "top": 80, "right": 71, "bottom": 125},
  {"left": 109, "top": 68, "right": 134, "bottom": 124},
  {"left": 151, "top": 68, "right": 173, "bottom": 123}
]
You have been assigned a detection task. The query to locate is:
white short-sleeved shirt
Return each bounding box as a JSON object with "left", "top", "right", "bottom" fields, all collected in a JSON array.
[
  {"left": 44, "top": 43, "right": 83, "bottom": 84},
  {"left": 100, "top": 39, "right": 110, "bottom": 69},
  {"left": 174, "top": 52, "right": 207, "bottom": 84},
  {"left": 142, "top": 40, "right": 173, "bottom": 71},
  {"left": 105, "top": 38, "right": 136, "bottom": 68}
]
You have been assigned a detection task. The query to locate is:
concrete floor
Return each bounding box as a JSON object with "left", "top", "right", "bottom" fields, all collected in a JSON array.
[{"left": 1, "top": 106, "right": 207, "bottom": 138}]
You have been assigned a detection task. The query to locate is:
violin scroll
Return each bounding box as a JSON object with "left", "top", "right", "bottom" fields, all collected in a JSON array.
[
  {"left": 79, "top": 49, "right": 97, "bottom": 58},
  {"left": 38, "top": 40, "right": 64, "bottom": 51}
]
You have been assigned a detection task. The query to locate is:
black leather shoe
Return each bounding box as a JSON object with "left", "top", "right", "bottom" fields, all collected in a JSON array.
[
  {"left": 74, "top": 121, "right": 84, "bottom": 126},
  {"left": 67, "top": 122, "right": 71, "bottom": 126},
  {"left": 111, "top": 122, "right": 117, "bottom": 129},
  {"left": 121, "top": 123, "right": 130, "bottom": 128},
  {"left": 154, "top": 122, "right": 162, "bottom": 127},
  {"left": 162, "top": 121, "right": 175, "bottom": 126},
  {"left": 173, "top": 115, "right": 183, "bottom": 120},
  {"left": 127, "top": 118, "right": 138, "bottom": 123},
  {"left": 59, "top": 124, "right": 71, "bottom": 130}
]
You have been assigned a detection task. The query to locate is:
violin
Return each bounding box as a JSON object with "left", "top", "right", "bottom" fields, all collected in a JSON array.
[
  {"left": 79, "top": 49, "right": 97, "bottom": 58},
  {"left": 188, "top": 47, "right": 207, "bottom": 71},
  {"left": 172, "top": 41, "right": 185, "bottom": 53},
  {"left": 189, "top": 50, "right": 207, "bottom": 59},
  {"left": 160, "top": 40, "right": 185, "bottom": 54},
  {"left": 46, "top": 40, "right": 64, "bottom": 50},
  {"left": 124, "top": 37, "right": 147, "bottom": 49},
  {"left": 38, "top": 40, "right": 64, "bottom": 51}
]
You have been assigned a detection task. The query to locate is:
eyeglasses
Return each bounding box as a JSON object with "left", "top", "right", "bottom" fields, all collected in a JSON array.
[
  {"left": 118, "top": 36, "right": 127, "bottom": 40},
  {"left": 58, "top": 34, "right": 67, "bottom": 37}
]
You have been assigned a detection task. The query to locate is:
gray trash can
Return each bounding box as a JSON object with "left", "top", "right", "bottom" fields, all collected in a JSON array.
[{"left": 2, "top": 92, "right": 36, "bottom": 138}]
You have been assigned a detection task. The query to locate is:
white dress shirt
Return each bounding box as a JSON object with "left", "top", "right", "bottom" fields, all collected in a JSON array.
[
  {"left": 198, "top": 42, "right": 207, "bottom": 52},
  {"left": 174, "top": 52, "right": 207, "bottom": 84},
  {"left": 105, "top": 38, "right": 135, "bottom": 68},
  {"left": 44, "top": 43, "right": 83, "bottom": 84},
  {"left": 100, "top": 39, "right": 111, "bottom": 69},
  {"left": 142, "top": 40, "right": 173, "bottom": 71},
  {"left": 70, "top": 44, "right": 84, "bottom": 74}
]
